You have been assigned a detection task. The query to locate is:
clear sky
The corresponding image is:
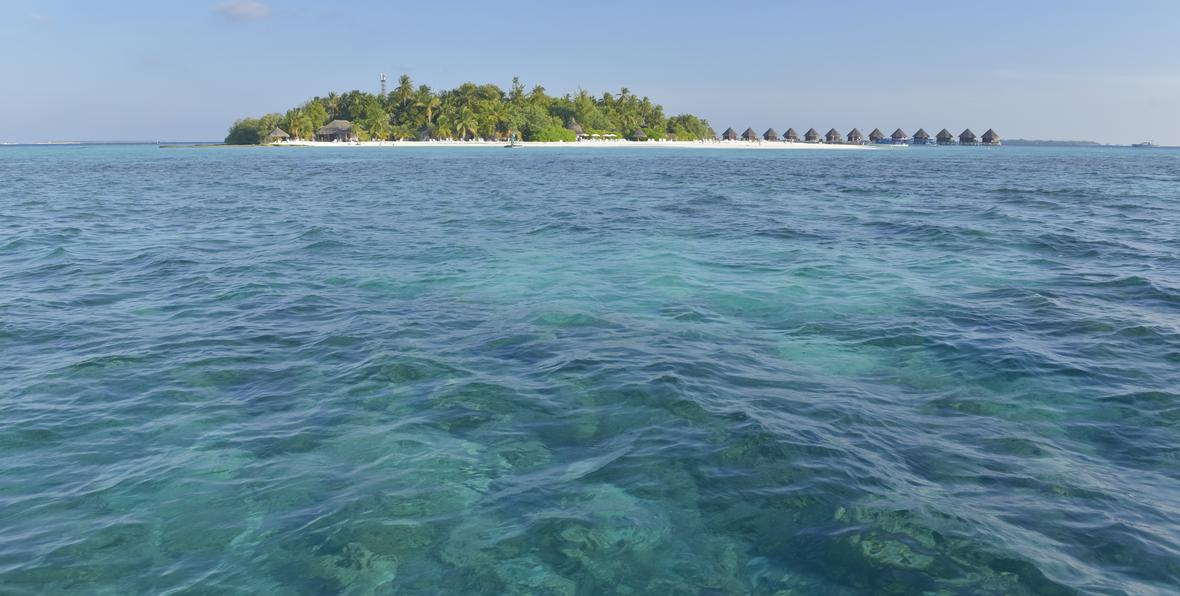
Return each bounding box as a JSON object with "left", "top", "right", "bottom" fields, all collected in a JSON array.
[{"left": 2, "top": 0, "right": 1178, "bottom": 144}]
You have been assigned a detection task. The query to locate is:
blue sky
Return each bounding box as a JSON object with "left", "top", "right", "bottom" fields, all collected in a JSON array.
[{"left": 2, "top": 0, "right": 1178, "bottom": 143}]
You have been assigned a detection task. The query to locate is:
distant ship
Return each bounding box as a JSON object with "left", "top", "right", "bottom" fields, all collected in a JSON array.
[{"left": 1131, "top": 140, "right": 1158, "bottom": 148}]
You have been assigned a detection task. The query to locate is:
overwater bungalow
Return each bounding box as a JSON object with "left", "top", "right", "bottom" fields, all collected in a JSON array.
[
  {"left": 936, "top": 128, "right": 955, "bottom": 145},
  {"left": 721, "top": 127, "right": 739, "bottom": 141},
  {"left": 742, "top": 128, "right": 759, "bottom": 141},
  {"left": 315, "top": 120, "right": 358, "bottom": 142},
  {"left": 959, "top": 128, "right": 978, "bottom": 145},
  {"left": 763, "top": 128, "right": 780, "bottom": 141},
  {"left": 868, "top": 128, "right": 886, "bottom": 143},
  {"left": 784, "top": 128, "right": 800, "bottom": 142},
  {"left": 630, "top": 128, "right": 647, "bottom": 141},
  {"left": 981, "top": 129, "right": 1001, "bottom": 145},
  {"left": 566, "top": 118, "right": 586, "bottom": 138},
  {"left": 847, "top": 128, "right": 864, "bottom": 144},
  {"left": 912, "top": 129, "right": 932, "bottom": 145},
  {"left": 825, "top": 128, "right": 842, "bottom": 144},
  {"left": 266, "top": 127, "right": 290, "bottom": 143},
  {"left": 891, "top": 128, "right": 909, "bottom": 144},
  {"left": 804, "top": 128, "right": 820, "bottom": 143}
]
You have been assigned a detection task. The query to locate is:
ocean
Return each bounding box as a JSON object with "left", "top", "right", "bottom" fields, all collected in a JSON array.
[{"left": 1, "top": 144, "right": 1178, "bottom": 594}]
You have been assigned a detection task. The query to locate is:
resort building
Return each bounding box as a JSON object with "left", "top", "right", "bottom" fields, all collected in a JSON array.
[
  {"left": 891, "top": 128, "right": 909, "bottom": 144},
  {"left": 936, "top": 129, "right": 955, "bottom": 145},
  {"left": 982, "top": 129, "right": 1001, "bottom": 145},
  {"left": 566, "top": 118, "right": 586, "bottom": 138},
  {"left": 784, "top": 128, "right": 800, "bottom": 142},
  {"left": 959, "top": 129, "right": 978, "bottom": 145},
  {"left": 763, "top": 128, "right": 780, "bottom": 142},
  {"left": 315, "top": 120, "right": 358, "bottom": 142},
  {"left": 847, "top": 129, "right": 864, "bottom": 144},
  {"left": 869, "top": 128, "right": 886, "bottom": 143},
  {"left": 912, "top": 129, "right": 932, "bottom": 145},
  {"left": 266, "top": 127, "right": 290, "bottom": 143},
  {"left": 825, "top": 128, "right": 842, "bottom": 144},
  {"left": 629, "top": 128, "right": 647, "bottom": 141},
  {"left": 741, "top": 128, "right": 759, "bottom": 141},
  {"left": 721, "top": 127, "right": 739, "bottom": 141},
  {"left": 804, "top": 128, "right": 820, "bottom": 143}
]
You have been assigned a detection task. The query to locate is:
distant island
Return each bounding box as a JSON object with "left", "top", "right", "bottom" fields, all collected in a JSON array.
[{"left": 225, "top": 75, "right": 714, "bottom": 145}]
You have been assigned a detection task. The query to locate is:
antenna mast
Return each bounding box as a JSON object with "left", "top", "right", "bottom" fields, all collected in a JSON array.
[{"left": 379, "top": 73, "right": 388, "bottom": 96}]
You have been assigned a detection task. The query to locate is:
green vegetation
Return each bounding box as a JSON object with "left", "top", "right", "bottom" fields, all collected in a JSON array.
[{"left": 225, "top": 75, "right": 713, "bottom": 144}]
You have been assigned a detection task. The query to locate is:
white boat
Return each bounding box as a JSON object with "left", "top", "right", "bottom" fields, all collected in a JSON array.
[{"left": 1131, "top": 140, "right": 1158, "bottom": 148}]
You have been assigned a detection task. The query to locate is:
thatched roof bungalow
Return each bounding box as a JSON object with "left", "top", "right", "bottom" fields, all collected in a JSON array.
[
  {"left": 869, "top": 128, "right": 886, "bottom": 143},
  {"left": 936, "top": 128, "right": 955, "bottom": 145},
  {"left": 630, "top": 128, "right": 647, "bottom": 141},
  {"left": 847, "top": 128, "right": 864, "bottom": 144},
  {"left": 982, "top": 129, "right": 1001, "bottom": 145},
  {"left": 741, "top": 127, "right": 759, "bottom": 141},
  {"left": 266, "top": 127, "right": 290, "bottom": 143},
  {"left": 784, "top": 128, "right": 800, "bottom": 142},
  {"left": 912, "top": 129, "right": 931, "bottom": 144},
  {"left": 315, "top": 120, "right": 358, "bottom": 142},
  {"left": 721, "top": 127, "right": 739, "bottom": 141},
  {"left": 891, "top": 128, "right": 909, "bottom": 143},
  {"left": 804, "top": 128, "right": 820, "bottom": 142},
  {"left": 959, "top": 128, "right": 978, "bottom": 145},
  {"left": 763, "top": 128, "right": 780, "bottom": 141},
  {"left": 566, "top": 118, "right": 585, "bottom": 137},
  {"left": 825, "top": 128, "right": 842, "bottom": 143}
]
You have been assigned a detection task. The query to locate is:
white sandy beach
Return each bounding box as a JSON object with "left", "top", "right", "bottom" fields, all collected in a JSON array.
[{"left": 275, "top": 139, "right": 876, "bottom": 150}]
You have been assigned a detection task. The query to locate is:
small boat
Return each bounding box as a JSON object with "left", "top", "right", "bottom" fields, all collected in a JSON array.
[
  {"left": 504, "top": 133, "right": 524, "bottom": 148},
  {"left": 1131, "top": 140, "right": 1158, "bottom": 148}
]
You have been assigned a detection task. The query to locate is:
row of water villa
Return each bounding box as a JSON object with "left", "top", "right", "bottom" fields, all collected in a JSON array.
[{"left": 719, "top": 127, "right": 1001, "bottom": 146}]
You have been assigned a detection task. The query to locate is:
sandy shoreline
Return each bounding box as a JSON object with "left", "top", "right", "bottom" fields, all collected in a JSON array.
[{"left": 273, "top": 139, "right": 876, "bottom": 150}]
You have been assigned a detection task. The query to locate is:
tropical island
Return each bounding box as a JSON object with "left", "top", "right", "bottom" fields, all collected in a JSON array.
[{"left": 225, "top": 75, "right": 715, "bottom": 145}]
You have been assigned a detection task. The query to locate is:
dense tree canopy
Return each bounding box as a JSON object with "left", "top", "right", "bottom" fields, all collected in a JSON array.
[{"left": 225, "top": 76, "right": 713, "bottom": 144}]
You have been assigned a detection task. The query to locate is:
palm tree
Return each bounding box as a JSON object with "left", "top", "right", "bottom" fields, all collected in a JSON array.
[
  {"left": 414, "top": 87, "right": 440, "bottom": 126},
  {"left": 395, "top": 74, "right": 414, "bottom": 108},
  {"left": 455, "top": 106, "right": 478, "bottom": 140}
]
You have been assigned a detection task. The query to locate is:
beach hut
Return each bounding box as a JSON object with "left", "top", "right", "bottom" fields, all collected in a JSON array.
[
  {"left": 741, "top": 128, "right": 759, "bottom": 141},
  {"left": 981, "top": 129, "right": 1001, "bottom": 145},
  {"left": 804, "top": 128, "right": 820, "bottom": 143},
  {"left": 763, "top": 128, "right": 780, "bottom": 141},
  {"left": 707, "top": 127, "right": 719, "bottom": 141},
  {"left": 847, "top": 128, "right": 864, "bottom": 144},
  {"left": 936, "top": 128, "right": 955, "bottom": 145},
  {"left": 912, "top": 129, "right": 931, "bottom": 145},
  {"left": 566, "top": 118, "right": 585, "bottom": 138},
  {"left": 630, "top": 128, "right": 648, "bottom": 141},
  {"left": 784, "top": 128, "right": 800, "bottom": 142},
  {"left": 315, "top": 120, "right": 358, "bottom": 142},
  {"left": 825, "top": 128, "right": 842, "bottom": 144},
  {"left": 869, "top": 128, "right": 886, "bottom": 143},
  {"left": 959, "top": 128, "right": 978, "bottom": 145},
  {"left": 265, "top": 127, "right": 290, "bottom": 143},
  {"left": 891, "top": 128, "right": 909, "bottom": 144},
  {"left": 721, "top": 127, "right": 739, "bottom": 141}
]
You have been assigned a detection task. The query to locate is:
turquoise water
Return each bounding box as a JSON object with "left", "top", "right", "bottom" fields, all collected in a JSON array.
[{"left": 1, "top": 144, "right": 1178, "bottom": 595}]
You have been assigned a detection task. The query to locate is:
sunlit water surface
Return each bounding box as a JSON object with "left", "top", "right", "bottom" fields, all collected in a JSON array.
[{"left": 2, "top": 144, "right": 1179, "bottom": 595}]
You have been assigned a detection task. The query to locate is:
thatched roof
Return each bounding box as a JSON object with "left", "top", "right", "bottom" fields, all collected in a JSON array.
[
  {"left": 738, "top": 128, "right": 756, "bottom": 140},
  {"left": 566, "top": 118, "right": 584, "bottom": 135},
  {"left": 630, "top": 128, "right": 647, "bottom": 140},
  {"left": 982, "top": 128, "right": 1000, "bottom": 142},
  {"left": 960, "top": 128, "right": 977, "bottom": 140},
  {"left": 722, "top": 127, "right": 738, "bottom": 140},
  {"left": 936, "top": 128, "right": 954, "bottom": 141},
  {"left": 868, "top": 128, "right": 885, "bottom": 140},
  {"left": 707, "top": 127, "right": 718, "bottom": 140},
  {"left": 763, "top": 128, "right": 779, "bottom": 141},
  {"left": 804, "top": 128, "right": 820, "bottom": 139},
  {"left": 913, "top": 128, "right": 930, "bottom": 139},
  {"left": 826, "top": 128, "right": 840, "bottom": 137},
  {"left": 891, "top": 128, "right": 908, "bottom": 139},
  {"left": 784, "top": 128, "right": 800, "bottom": 140},
  {"left": 267, "top": 127, "right": 289, "bottom": 139},
  {"left": 317, "top": 120, "right": 353, "bottom": 135},
  {"left": 847, "top": 128, "right": 863, "bottom": 140}
]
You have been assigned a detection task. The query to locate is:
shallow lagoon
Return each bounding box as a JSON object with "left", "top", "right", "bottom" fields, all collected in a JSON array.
[{"left": 1, "top": 144, "right": 1179, "bottom": 594}]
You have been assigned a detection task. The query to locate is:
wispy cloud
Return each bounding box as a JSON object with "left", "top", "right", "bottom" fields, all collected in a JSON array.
[{"left": 214, "top": 0, "right": 271, "bottom": 23}]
